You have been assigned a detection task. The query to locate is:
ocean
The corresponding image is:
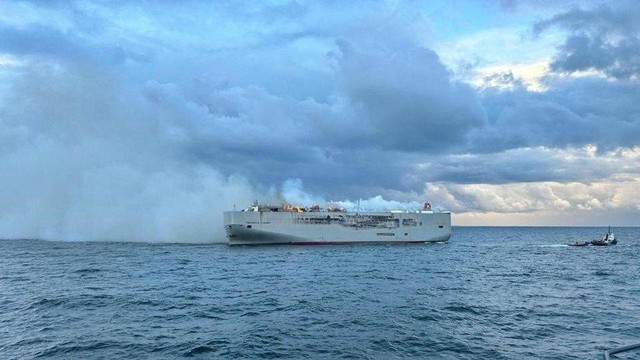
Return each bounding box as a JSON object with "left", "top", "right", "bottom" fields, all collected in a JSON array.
[{"left": 1, "top": 227, "right": 639, "bottom": 359}]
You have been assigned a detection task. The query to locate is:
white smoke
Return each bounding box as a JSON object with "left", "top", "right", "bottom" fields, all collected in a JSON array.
[
  {"left": 278, "top": 178, "right": 427, "bottom": 212},
  {"left": 330, "top": 196, "right": 424, "bottom": 212}
]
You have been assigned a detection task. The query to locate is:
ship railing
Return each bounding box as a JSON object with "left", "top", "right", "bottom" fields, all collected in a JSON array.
[{"left": 604, "top": 342, "right": 640, "bottom": 360}]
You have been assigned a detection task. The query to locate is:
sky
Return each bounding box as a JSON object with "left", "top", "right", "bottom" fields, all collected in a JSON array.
[{"left": 1, "top": 0, "right": 639, "bottom": 241}]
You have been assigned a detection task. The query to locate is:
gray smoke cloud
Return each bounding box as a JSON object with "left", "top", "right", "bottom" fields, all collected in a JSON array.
[{"left": 0, "top": 64, "right": 258, "bottom": 242}]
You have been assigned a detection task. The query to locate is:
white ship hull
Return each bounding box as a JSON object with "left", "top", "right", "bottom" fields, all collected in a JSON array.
[{"left": 223, "top": 210, "right": 451, "bottom": 245}]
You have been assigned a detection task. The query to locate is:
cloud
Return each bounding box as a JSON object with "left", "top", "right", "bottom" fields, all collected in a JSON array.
[
  {"left": 1, "top": 0, "right": 640, "bottom": 237},
  {"left": 424, "top": 178, "right": 640, "bottom": 215},
  {"left": 534, "top": 2, "right": 640, "bottom": 79},
  {"left": 0, "top": 20, "right": 151, "bottom": 66},
  {"left": 473, "top": 62, "right": 550, "bottom": 91},
  {"left": 473, "top": 75, "right": 640, "bottom": 153},
  {"left": 533, "top": 2, "right": 640, "bottom": 35},
  {"left": 411, "top": 146, "right": 640, "bottom": 185},
  {"left": 336, "top": 34, "right": 485, "bottom": 152}
]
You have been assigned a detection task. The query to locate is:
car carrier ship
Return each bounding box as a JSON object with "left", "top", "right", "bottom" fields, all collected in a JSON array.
[{"left": 223, "top": 202, "right": 451, "bottom": 245}]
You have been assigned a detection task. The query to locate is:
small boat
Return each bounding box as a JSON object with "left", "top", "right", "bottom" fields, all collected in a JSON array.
[
  {"left": 590, "top": 227, "right": 617, "bottom": 246},
  {"left": 568, "top": 240, "right": 589, "bottom": 247}
]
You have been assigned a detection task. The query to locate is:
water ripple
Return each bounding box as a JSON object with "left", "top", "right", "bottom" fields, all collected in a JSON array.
[{"left": 1, "top": 228, "right": 639, "bottom": 359}]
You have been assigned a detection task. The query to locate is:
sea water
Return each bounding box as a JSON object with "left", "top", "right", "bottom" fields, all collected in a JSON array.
[{"left": 1, "top": 227, "right": 639, "bottom": 359}]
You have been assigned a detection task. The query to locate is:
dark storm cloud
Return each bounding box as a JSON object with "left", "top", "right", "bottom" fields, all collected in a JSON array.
[
  {"left": 118, "top": 12, "right": 491, "bottom": 192},
  {"left": 154, "top": 84, "right": 424, "bottom": 197},
  {"left": 470, "top": 75, "right": 640, "bottom": 155},
  {"left": 534, "top": 2, "right": 640, "bottom": 79},
  {"left": 428, "top": 70, "right": 640, "bottom": 186},
  {"left": 337, "top": 37, "right": 485, "bottom": 152},
  {"left": 473, "top": 89, "right": 592, "bottom": 151},
  {"left": 411, "top": 147, "right": 640, "bottom": 185}
]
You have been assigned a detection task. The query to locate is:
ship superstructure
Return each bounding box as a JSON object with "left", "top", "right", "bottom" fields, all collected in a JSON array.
[{"left": 223, "top": 202, "right": 451, "bottom": 245}]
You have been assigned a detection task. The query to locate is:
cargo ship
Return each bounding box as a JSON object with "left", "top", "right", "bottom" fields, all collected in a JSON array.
[{"left": 223, "top": 202, "right": 451, "bottom": 245}]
